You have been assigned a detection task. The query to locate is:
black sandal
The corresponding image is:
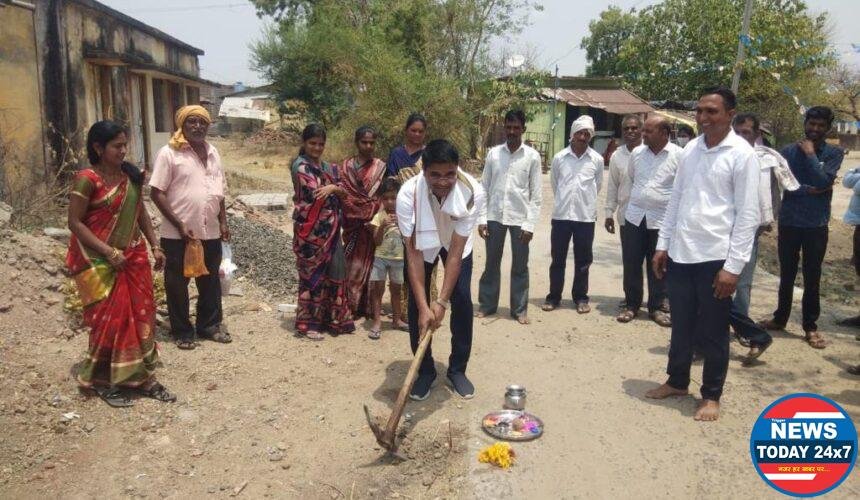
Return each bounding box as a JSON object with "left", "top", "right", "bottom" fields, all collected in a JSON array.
[
  {"left": 200, "top": 327, "right": 232, "bottom": 344},
  {"left": 140, "top": 382, "right": 177, "bottom": 403},
  {"left": 207, "top": 331, "right": 232, "bottom": 343},
  {"left": 94, "top": 386, "right": 134, "bottom": 408},
  {"left": 176, "top": 339, "right": 196, "bottom": 350}
]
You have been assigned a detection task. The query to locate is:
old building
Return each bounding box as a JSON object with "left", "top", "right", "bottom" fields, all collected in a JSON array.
[
  {"left": 0, "top": 0, "right": 218, "bottom": 203},
  {"left": 527, "top": 77, "right": 655, "bottom": 165}
]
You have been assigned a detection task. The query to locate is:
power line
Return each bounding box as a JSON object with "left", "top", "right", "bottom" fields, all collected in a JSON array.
[{"left": 547, "top": 44, "right": 579, "bottom": 68}]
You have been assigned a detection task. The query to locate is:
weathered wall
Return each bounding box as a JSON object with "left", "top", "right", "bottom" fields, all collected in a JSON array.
[
  {"left": 1, "top": 0, "right": 205, "bottom": 199},
  {"left": 63, "top": 1, "right": 203, "bottom": 167},
  {"left": 0, "top": 4, "right": 47, "bottom": 203},
  {"left": 527, "top": 100, "right": 567, "bottom": 158}
]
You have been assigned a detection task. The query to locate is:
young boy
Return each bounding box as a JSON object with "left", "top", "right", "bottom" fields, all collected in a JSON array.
[{"left": 368, "top": 177, "right": 407, "bottom": 339}]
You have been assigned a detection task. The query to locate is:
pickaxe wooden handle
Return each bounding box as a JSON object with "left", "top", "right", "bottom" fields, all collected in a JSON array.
[{"left": 366, "top": 324, "right": 437, "bottom": 455}]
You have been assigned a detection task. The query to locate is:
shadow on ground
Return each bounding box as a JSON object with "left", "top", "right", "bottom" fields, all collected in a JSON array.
[{"left": 621, "top": 378, "right": 697, "bottom": 417}]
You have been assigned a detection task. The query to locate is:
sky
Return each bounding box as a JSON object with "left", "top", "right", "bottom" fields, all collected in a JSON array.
[{"left": 99, "top": 0, "right": 859, "bottom": 86}]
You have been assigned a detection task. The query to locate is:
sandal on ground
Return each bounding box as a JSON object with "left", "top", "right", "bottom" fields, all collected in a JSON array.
[
  {"left": 200, "top": 327, "right": 232, "bottom": 344},
  {"left": 732, "top": 328, "right": 751, "bottom": 348},
  {"left": 804, "top": 331, "right": 826, "bottom": 349},
  {"left": 368, "top": 328, "right": 381, "bottom": 340},
  {"left": 176, "top": 339, "right": 196, "bottom": 350},
  {"left": 139, "top": 382, "right": 177, "bottom": 403},
  {"left": 541, "top": 302, "right": 557, "bottom": 312},
  {"left": 515, "top": 314, "right": 531, "bottom": 325},
  {"left": 302, "top": 331, "right": 325, "bottom": 341},
  {"left": 94, "top": 386, "right": 134, "bottom": 408},
  {"left": 576, "top": 302, "right": 591, "bottom": 314},
  {"left": 616, "top": 309, "right": 637, "bottom": 323},
  {"left": 393, "top": 320, "right": 409, "bottom": 331},
  {"left": 758, "top": 319, "right": 785, "bottom": 331},
  {"left": 649, "top": 310, "right": 672, "bottom": 327},
  {"left": 745, "top": 339, "right": 773, "bottom": 361},
  {"left": 847, "top": 364, "right": 860, "bottom": 375}
]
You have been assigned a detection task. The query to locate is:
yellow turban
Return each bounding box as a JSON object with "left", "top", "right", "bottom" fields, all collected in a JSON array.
[{"left": 168, "top": 105, "right": 211, "bottom": 150}]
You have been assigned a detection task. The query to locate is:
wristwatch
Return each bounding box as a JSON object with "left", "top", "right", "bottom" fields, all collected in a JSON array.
[{"left": 435, "top": 298, "right": 450, "bottom": 310}]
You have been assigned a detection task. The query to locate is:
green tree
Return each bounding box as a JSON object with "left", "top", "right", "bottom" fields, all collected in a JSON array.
[
  {"left": 250, "top": 0, "right": 543, "bottom": 157},
  {"left": 580, "top": 6, "right": 637, "bottom": 78},
  {"left": 582, "top": 0, "right": 836, "bottom": 142}
]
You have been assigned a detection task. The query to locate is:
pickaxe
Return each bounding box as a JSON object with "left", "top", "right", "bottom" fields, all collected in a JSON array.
[{"left": 364, "top": 325, "right": 437, "bottom": 459}]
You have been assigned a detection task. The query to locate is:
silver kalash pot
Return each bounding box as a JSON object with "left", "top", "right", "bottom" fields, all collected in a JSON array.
[{"left": 504, "top": 385, "right": 527, "bottom": 411}]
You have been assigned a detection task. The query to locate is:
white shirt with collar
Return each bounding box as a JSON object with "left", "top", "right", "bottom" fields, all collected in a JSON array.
[
  {"left": 396, "top": 171, "right": 487, "bottom": 263},
  {"left": 478, "top": 142, "right": 542, "bottom": 232},
  {"left": 625, "top": 142, "right": 683, "bottom": 229},
  {"left": 605, "top": 143, "right": 636, "bottom": 225},
  {"left": 550, "top": 145, "right": 604, "bottom": 222},
  {"left": 656, "top": 130, "right": 760, "bottom": 275}
]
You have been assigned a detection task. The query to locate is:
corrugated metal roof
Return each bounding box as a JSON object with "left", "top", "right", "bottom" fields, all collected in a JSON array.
[
  {"left": 653, "top": 109, "right": 698, "bottom": 131},
  {"left": 540, "top": 88, "right": 654, "bottom": 115}
]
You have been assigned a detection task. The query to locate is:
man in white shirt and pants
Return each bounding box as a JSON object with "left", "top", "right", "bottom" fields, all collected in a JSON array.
[
  {"left": 397, "top": 139, "right": 487, "bottom": 401},
  {"left": 543, "top": 115, "right": 604, "bottom": 314},
  {"left": 477, "top": 110, "right": 542, "bottom": 324},
  {"left": 618, "top": 116, "right": 680, "bottom": 326},
  {"left": 647, "top": 87, "right": 760, "bottom": 422},
  {"left": 605, "top": 115, "right": 642, "bottom": 308}
]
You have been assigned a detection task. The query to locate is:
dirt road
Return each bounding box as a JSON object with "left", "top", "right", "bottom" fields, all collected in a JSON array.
[{"left": 2, "top": 158, "right": 859, "bottom": 499}]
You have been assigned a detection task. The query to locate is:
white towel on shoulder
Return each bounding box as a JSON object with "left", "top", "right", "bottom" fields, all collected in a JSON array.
[
  {"left": 414, "top": 173, "right": 473, "bottom": 254},
  {"left": 755, "top": 145, "right": 800, "bottom": 191}
]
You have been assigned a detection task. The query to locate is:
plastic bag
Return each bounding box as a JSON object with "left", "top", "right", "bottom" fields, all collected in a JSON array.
[
  {"left": 219, "top": 242, "right": 238, "bottom": 294},
  {"left": 183, "top": 239, "right": 209, "bottom": 278}
]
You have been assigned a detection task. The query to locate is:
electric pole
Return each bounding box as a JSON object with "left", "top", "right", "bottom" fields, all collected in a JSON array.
[{"left": 731, "top": 0, "right": 754, "bottom": 94}]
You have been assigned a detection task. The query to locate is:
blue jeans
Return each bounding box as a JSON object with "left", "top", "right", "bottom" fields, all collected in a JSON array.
[
  {"left": 732, "top": 234, "right": 759, "bottom": 316},
  {"left": 729, "top": 235, "right": 771, "bottom": 347}
]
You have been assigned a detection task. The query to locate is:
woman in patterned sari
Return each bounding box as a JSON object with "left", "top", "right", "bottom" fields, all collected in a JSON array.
[
  {"left": 67, "top": 121, "right": 175, "bottom": 407},
  {"left": 340, "top": 126, "right": 387, "bottom": 318},
  {"left": 292, "top": 124, "right": 355, "bottom": 340}
]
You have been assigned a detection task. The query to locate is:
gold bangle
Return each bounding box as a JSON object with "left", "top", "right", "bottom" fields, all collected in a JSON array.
[
  {"left": 110, "top": 248, "right": 120, "bottom": 259},
  {"left": 151, "top": 246, "right": 162, "bottom": 252}
]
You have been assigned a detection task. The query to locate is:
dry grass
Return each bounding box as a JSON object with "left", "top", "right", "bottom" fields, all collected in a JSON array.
[{"left": 3, "top": 125, "right": 84, "bottom": 230}]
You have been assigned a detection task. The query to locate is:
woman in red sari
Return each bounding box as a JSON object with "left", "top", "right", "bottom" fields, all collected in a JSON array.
[
  {"left": 340, "top": 126, "right": 387, "bottom": 318},
  {"left": 292, "top": 124, "right": 355, "bottom": 340},
  {"left": 67, "top": 121, "right": 175, "bottom": 407}
]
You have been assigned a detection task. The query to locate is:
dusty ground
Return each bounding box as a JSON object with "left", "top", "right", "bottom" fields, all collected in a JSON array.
[{"left": 1, "top": 149, "right": 859, "bottom": 499}]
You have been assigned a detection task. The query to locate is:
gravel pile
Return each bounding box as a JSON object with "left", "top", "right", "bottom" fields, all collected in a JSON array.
[{"left": 227, "top": 215, "right": 297, "bottom": 298}]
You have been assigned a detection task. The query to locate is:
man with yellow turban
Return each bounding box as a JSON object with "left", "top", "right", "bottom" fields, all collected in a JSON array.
[{"left": 150, "top": 104, "right": 232, "bottom": 350}]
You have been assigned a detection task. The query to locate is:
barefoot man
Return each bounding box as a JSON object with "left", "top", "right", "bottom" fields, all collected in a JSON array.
[
  {"left": 646, "top": 87, "right": 760, "bottom": 421},
  {"left": 476, "top": 110, "right": 542, "bottom": 324}
]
